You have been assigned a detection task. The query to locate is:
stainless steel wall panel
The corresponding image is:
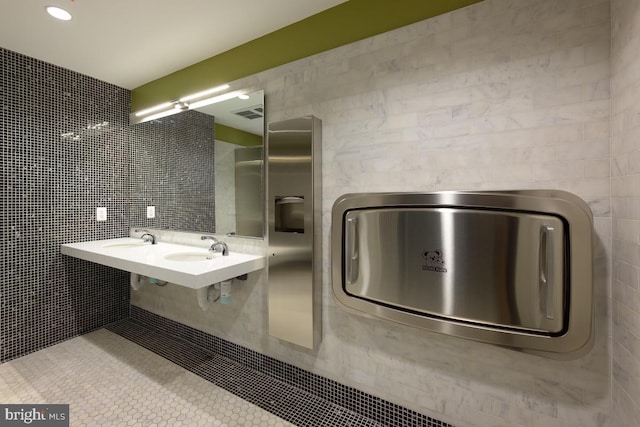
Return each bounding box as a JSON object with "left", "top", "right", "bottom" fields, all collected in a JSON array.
[
  {"left": 267, "top": 116, "right": 322, "bottom": 350},
  {"left": 235, "top": 146, "right": 264, "bottom": 237}
]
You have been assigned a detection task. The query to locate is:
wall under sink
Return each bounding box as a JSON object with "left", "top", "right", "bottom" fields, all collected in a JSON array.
[{"left": 131, "top": 1, "right": 616, "bottom": 426}]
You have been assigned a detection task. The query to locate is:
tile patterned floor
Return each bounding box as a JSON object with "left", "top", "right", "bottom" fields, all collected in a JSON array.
[
  {"left": 0, "top": 329, "right": 295, "bottom": 426},
  {"left": 106, "top": 319, "right": 383, "bottom": 427},
  {"left": 118, "top": 309, "right": 451, "bottom": 427}
]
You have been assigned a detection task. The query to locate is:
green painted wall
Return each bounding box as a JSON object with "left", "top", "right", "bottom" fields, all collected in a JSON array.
[
  {"left": 215, "top": 123, "right": 262, "bottom": 147},
  {"left": 131, "top": 0, "right": 483, "bottom": 112}
]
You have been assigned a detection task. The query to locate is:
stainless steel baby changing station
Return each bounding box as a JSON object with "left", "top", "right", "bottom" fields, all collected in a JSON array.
[{"left": 331, "top": 191, "right": 594, "bottom": 359}]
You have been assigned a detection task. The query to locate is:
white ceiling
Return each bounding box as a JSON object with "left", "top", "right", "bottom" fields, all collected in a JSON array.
[{"left": 0, "top": 0, "right": 347, "bottom": 89}]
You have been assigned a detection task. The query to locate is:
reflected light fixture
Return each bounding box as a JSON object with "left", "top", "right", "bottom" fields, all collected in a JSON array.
[
  {"left": 131, "top": 84, "right": 244, "bottom": 124},
  {"left": 238, "top": 94, "right": 250, "bottom": 100},
  {"left": 134, "top": 102, "right": 173, "bottom": 118},
  {"left": 179, "top": 84, "right": 230, "bottom": 103},
  {"left": 45, "top": 5, "right": 72, "bottom": 21},
  {"left": 188, "top": 90, "right": 243, "bottom": 109},
  {"left": 139, "top": 108, "right": 184, "bottom": 123}
]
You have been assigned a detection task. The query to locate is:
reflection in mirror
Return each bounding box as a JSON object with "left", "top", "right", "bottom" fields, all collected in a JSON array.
[{"left": 130, "top": 90, "right": 264, "bottom": 238}]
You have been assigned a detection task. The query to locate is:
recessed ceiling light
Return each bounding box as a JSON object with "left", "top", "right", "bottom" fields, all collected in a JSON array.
[{"left": 46, "top": 6, "right": 72, "bottom": 21}]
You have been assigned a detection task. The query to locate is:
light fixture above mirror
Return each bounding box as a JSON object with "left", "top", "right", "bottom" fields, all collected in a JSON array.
[
  {"left": 129, "top": 88, "right": 265, "bottom": 239},
  {"left": 130, "top": 84, "right": 258, "bottom": 124}
]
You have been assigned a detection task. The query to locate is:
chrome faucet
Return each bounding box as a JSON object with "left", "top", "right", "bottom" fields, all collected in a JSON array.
[
  {"left": 201, "top": 235, "right": 229, "bottom": 256},
  {"left": 139, "top": 231, "right": 157, "bottom": 245}
]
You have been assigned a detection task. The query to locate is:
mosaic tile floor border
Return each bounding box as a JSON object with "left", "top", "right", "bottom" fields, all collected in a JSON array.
[
  {"left": 0, "top": 328, "right": 294, "bottom": 426},
  {"left": 106, "top": 319, "right": 381, "bottom": 427},
  {"left": 107, "top": 307, "right": 454, "bottom": 427}
]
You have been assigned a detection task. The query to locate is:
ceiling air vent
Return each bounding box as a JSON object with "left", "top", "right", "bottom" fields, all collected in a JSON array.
[{"left": 233, "top": 105, "right": 264, "bottom": 120}]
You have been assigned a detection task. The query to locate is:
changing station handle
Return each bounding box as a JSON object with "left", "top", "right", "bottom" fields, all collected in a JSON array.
[
  {"left": 346, "top": 217, "right": 359, "bottom": 285},
  {"left": 539, "top": 225, "right": 555, "bottom": 319}
]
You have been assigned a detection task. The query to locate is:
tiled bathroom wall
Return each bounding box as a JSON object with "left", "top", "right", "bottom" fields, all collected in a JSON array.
[
  {"left": 611, "top": 0, "right": 640, "bottom": 426},
  {"left": 0, "top": 48, "right": 218, "bottom": 362},
  {"left": 130, "top": 111, "right": 216, "bottom": 232},
  {"left": 0, "top": 48, "right": 131, "bottom": 361},
  {"left": 132, "top": 0, "right": 614, "bottom": 426}
]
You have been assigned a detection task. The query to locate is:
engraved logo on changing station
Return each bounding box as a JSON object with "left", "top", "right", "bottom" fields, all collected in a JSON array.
[
  {"left": 422, "top": 250, "right": 448, "bottom": 273},
  {"left": 1, "top": 404, "right": 68, "bottom": 426}
]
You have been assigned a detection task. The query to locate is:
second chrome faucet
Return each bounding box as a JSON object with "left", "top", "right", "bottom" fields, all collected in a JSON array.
[{"left": 201, "top": 235, "right": 229, "bottom": 256}]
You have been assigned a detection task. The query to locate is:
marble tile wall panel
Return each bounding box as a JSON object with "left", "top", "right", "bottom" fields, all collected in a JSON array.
[
  {"left": 213, "top": 140, "right": 237, "bottom": 236},
  {"left": 132, "top": 0, "right": 615, "bottom": 426},
  {"left": 611, "top": 0, "right": 640, "bottom": 426}
]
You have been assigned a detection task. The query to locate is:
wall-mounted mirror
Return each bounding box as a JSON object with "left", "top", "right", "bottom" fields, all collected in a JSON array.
[{"left": 130, "top": 89, "right": 264, "bottom": 238}]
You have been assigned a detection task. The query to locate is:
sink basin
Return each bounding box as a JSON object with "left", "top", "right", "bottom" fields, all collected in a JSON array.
[
  {"left": 61, "top": 237, "right": 266, "bottom": 289},
  {"left": 103, "top": 242, "right": 148, "bottom": 248},
  {"left": 164, "top": 252, "right": 215, "bottom": 262}
]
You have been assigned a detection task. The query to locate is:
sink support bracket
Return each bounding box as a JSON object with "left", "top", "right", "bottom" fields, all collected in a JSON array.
[
  {"left": 130, "top": 273, "right": 145, "bottom": 290},
  {"left": 197, "top": 284, "right": 221, "bottom": 310}
]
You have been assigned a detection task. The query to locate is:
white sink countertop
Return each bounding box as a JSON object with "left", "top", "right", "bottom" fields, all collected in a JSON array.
[{"left": 61, "top": 237, "right": 266, "bottom": 289}]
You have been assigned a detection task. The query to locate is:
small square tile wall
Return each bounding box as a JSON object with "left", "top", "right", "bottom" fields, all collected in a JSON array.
[
  {"left": 0, "top": 48, "right": 131, "bottom": 361},
  {"left": 130, "top": 111, "right": 216, "bottom": 232},
  {"left": 1, "top": 47, "right": 219, "bottom": 362}
]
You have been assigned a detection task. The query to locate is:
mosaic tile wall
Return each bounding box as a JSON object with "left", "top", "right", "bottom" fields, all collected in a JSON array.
[
  {"left": 1, "top": 48, "right": 219, "bottom": 361},
  {"left": 130, "top": 111, "right": 216, "bottom": 233},
  {"left": 611, "top": 1, "right": 640, "bottom": 426},
  {"left": 1, "top": 48, "right": 131, "bottom": 361}
]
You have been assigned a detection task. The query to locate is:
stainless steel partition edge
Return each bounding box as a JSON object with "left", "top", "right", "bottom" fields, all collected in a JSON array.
[{"left": 267, "top": 116, "right": 322, "bottom": 350}]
